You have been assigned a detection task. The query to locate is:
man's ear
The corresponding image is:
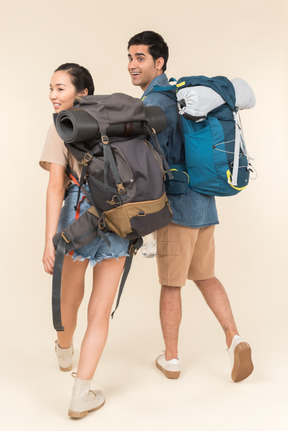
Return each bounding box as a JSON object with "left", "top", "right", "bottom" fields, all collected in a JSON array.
[
  {"left": 156, "top": 57, "right": 165, "bottom": 71},
  {"left": 80, "top": 88, "right": 88, "bottom": 96}
]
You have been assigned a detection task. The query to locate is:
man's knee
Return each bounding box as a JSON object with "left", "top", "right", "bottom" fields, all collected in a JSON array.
[
  {"left": 194, "top": 277, "right": 219, "bottom": 290},
  {"left": 161, "top": 285, "right": 182, "bottom": 304}
]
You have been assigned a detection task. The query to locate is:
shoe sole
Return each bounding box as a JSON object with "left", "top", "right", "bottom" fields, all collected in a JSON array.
[
  {"left": 68, "top": 401, "right": 105, "bottom": 419},
  {"left": 156, "top": 359, "right": 181, "bottom": 379},
  {"left": 231, "top": 342, "right": 254, "bottom": 382},
  {"left": 60, "top": 365, "right": 73, "bottom": 372}
]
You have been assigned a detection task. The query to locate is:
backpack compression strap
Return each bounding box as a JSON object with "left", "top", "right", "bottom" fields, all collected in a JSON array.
[
  {"left": 111, "top": 237, "right": 143, "bottom": 318},
  {"left": 101, "top": 135, "right": 128, "bottom": 200},
  {"left": 230, "top": 110, "right": 245, "bottom": 188},
  {"left": 52, "top": 234, "right": 74, "bottom": 331}
]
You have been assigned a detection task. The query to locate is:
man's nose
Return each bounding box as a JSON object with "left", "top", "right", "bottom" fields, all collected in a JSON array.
[{"left": 129, "top": 58, "right": 137, "bottom": 68}]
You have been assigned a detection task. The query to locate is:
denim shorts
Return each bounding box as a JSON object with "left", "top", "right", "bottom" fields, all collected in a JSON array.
[{"left": 57, "top": 184, "right": 129, "bottom": 266}]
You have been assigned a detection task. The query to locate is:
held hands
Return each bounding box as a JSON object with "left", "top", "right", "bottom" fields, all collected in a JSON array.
[{"left": 43, "top": 239, "right": 56, "bottom": 275}]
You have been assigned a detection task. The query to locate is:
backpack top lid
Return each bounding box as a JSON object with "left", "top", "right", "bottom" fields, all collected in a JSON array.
[
  {"left": 73, "top": 93, "right": 146, "bottom": 135},
  {"left": 176, "top": 75, "right": 236, "bottom": 110}
]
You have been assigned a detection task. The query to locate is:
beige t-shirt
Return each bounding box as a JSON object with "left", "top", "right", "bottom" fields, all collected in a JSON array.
[{"left": 39, "top": 123, "right": 82, "bottom": 188}]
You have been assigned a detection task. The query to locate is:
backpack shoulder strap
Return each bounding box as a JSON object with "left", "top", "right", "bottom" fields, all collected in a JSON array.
[{"left": 148, "top": 84, "right": 177, "bottom": 102}]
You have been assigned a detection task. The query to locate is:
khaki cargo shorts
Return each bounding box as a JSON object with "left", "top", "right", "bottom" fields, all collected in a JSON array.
[{"left": 156, "top": 223, "right": 215, "bottom": 287}]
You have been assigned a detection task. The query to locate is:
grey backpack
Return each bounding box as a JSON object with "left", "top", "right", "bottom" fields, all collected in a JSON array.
[{"left": 52, "top": 93, "right": 173, "bottom": 331}]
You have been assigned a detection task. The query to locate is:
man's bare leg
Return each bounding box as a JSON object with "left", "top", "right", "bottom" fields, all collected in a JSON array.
[
  {"left": 194, "top": 277, "right": 238, "bottom": 348},
  {"left": 195, "top": 276, "right": 253, "bottom": 381},
  {"left": 159, "top": 285, "right": 182, "bottom": 360}
]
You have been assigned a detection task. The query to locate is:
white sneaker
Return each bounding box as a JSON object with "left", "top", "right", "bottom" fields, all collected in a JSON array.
[
  {"left": 228, "top": 335, "right": 254, "bottom": 382},
  {"left": 55, "top": 340, "right": 74, "bottom": 372},
  {"left": 68, "top": 376, "right": 105, "bottom": 419},
  {"left": 156, "top": 352, "right": 181, "bottom": 379}
]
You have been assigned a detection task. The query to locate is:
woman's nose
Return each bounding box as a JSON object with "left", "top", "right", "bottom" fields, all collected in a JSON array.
[{"left": 50, "top": 90, "right": 57, "bottom": 100}]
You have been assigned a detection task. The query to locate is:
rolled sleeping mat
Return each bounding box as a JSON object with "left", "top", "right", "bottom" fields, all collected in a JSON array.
[
  {"left": 54, "top": 105, "right": 167, "bottom": 144},
  {"left": 144, "top": 105, "right": 167, "bottom": 134},
  {"left": 231, "top": 78, "right": 256, "bottom": 110},
  {"left": 53, "top": 110, "right": 99, "bottom": 143}
]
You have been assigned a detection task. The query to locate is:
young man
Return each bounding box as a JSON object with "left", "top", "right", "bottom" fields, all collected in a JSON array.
[{"left": 127, "top": 31, "right": 254, "bottom": 383}]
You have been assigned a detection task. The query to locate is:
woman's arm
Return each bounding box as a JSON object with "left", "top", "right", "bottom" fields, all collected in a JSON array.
[{"left": 42, "top": 163, "right": 66, "bottom": 275}]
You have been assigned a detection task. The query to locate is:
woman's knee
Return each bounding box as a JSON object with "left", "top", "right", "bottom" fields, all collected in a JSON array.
[
  {"left": 61, "top": 289, "right": 84, "bottom": 310},
  {"left": 88, "top": 301, "right": 112, "bottom": 325}
]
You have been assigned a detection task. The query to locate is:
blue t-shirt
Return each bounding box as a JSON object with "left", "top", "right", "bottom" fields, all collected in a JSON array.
[{"left": 142, "top": 74, "right": 219, "bottom": 228}]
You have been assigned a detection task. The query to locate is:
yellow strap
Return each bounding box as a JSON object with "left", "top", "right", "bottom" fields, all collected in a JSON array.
[
  {"left": 226, "top": 170, "right": 247, "bottom": 191},
  {"left": 165, "top": 168, "right": 190, "bottom": 183},
  {"left": 176, "top": 81, "right": 186, "bottom": 88}
]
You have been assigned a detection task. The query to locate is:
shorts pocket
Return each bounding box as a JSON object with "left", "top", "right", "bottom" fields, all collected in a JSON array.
[{"left": 157, "top": 241, "right": 180, "bottom": 257}]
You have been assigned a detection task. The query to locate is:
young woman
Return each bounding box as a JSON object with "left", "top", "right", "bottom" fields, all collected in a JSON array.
[{"left": 40, "top": 63, "right": 129, "bottom": 418}]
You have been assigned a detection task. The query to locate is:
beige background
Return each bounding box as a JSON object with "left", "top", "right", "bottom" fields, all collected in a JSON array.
[{"left": 1, "top": 0, "right": 287, "bottom": 429}]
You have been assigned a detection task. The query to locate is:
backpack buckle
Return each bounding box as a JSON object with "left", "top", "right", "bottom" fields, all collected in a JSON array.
[
  {"left": 98, "top": 219, "right": 105, "bottom": 230},
  {"left": 82, "top": 153, "right": 93, "bottom": 166},
  {"left": 61, "top": 232, "right": 71, "bottom": 244},
  {"left": 107, "top": 195, "right": 122, "bottom": 207},
  {"left": 101, "top": 135, "right": 109, "bottom": 145},
  {"left": 117, "top": 183, "right": 126, "bottom": 195},
  {"left": 128, "top": 244, "right": 139, "bottom": 255}
]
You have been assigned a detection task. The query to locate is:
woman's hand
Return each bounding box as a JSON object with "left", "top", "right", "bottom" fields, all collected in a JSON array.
[
  {"left": 43, "top": 163, "right": 66, "bottom": 275},
  {"left": 43, "top": 239, "right": 56, "bottom": 275}
]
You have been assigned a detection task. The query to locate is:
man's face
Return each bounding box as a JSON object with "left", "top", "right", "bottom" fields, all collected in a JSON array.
[{"left": 128, "top": 44, "right": 164, "bottom": 92}]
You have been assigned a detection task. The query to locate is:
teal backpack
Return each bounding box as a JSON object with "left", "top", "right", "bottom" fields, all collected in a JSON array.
[{"left": 153, "top": 75, "right": 255, "bottom": 197}]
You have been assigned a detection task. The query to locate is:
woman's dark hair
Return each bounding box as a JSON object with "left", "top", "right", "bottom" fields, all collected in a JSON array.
[
  {"left": 55, "top": 63, "right": 94, "bottom": 95},
  {"left": 127, "top": 31, "right": 169, "bottom": 72}
]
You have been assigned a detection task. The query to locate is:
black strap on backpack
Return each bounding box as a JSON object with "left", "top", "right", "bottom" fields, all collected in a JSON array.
[
  {"left": 52, "top": 234, "right": 73, "bottom": 331},
  {"left": 101, "top": 135, "right": 128, "bottom": 200},
  {"left": 73, "top": 151, "right": 93, "bottom": 211},
  {"left": 111, "top": 237, "right": 143, "bottom": 318},
  {"left": 144, "top": 124, "right": 173, "bottom": 180}
]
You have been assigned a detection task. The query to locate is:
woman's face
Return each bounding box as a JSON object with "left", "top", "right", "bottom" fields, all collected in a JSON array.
[{"left": 49, "top": 70, "right": 86, "bottom": 112}]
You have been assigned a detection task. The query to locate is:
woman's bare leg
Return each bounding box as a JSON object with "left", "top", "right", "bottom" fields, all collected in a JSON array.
[
  {"left": 57, "top": 256, "right": 88, "bottom": 348},
  {"left": 77, "top": 257, "right": 126, "bottom": 380}
]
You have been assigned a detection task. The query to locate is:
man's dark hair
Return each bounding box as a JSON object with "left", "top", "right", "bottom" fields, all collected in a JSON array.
[
  {"left": 127, "top": 31, "right": 169, "bottom": 72},
  {"left": 55, "top": 63, "right": 94, "bottom": 95}
]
